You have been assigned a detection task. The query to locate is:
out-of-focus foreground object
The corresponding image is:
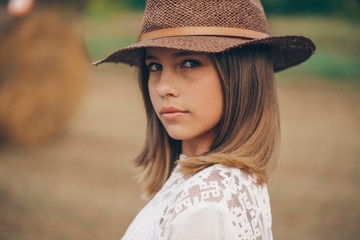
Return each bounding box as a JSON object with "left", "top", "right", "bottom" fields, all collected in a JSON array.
[
  {"left": 0, "top": 2, "right": 90, "bottom": 145},
  {"left": 7, "top": 0, "right": 35, "bottom": 17}
]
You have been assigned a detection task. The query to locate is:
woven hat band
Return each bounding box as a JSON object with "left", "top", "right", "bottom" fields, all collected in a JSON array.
[{"left": 138, "top": 26, "right": 270, "bottom": 42}]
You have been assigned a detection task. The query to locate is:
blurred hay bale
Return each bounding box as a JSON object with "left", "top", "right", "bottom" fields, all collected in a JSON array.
[{"left": 0, "top": 9, "right": 90, "bottom": 145}]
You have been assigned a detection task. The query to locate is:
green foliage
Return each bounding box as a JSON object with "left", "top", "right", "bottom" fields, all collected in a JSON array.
[
  {"left": 2, "top": 0, "right": 359, "bottom": 18},
  {"left": 103, "top": 0, "right": 360, "bottom": 18},
  {"left": 87, "top": 0, "right": 145, "bottom": 13},
  {"left": 86, "top": 0, "right": 128, "bottom": 18},
  {"left": 262, "top": 0, "right": 360, "bottom": 19},
  {"left": 99, "top": 0, "right": 360, "bottom": 18},
  {"left": 86, "top": 34, "right": 137, "bottom": 60},
  {"left": 84, "top": 13, "right": 142, "bottom": 60},
  {"left": 121, "top": 0, "right": 145, "bottom": 10},
  {"left": 86, "top": 14, "right": 360, "bottom": 82},
  {"left": 268, "top": 16, "right": 360, "bottom": 81}
]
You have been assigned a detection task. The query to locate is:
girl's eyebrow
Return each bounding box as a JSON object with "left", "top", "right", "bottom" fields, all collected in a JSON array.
[
  {"left": 173, "top": 51, "right": 203, "bottom": 58},
  {"left": 145, "top": 54, "right": 157, "bottom": 61}
]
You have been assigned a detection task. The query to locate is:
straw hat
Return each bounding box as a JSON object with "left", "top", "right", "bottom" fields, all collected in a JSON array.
[{"left": 94, "top": 0, "right": 316, "bottom": 72}]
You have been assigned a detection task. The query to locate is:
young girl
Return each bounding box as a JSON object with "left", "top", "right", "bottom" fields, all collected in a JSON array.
[{"left": 95, "top": 0, "right": 315, "bottom": 239}]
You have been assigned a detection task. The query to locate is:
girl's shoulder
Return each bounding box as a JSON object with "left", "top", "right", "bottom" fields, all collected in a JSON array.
[
  {"left": 181, "top": 163, "right": 266, "bottom": 197},
  {"left": 160, "top": 164, "right": 273, "bottom": 239},
  {"left": 170, "top": 163, "right": 271, "bottom": 217}
]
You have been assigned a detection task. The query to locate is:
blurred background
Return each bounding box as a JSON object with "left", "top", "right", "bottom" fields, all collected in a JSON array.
[{"left": 0, "top": 0, "right": 359, "bottom": 239}]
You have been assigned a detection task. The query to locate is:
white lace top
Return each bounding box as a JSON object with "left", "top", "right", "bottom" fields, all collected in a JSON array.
[{"left": 122, "top": 155, "right": 273, "bottom": 240}]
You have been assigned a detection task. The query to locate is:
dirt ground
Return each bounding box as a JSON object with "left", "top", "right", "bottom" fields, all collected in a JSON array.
[{"left": 0, "top": 64, "right": 359, "bottom": 240}]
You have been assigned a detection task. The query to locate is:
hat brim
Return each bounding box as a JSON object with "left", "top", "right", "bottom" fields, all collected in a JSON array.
[{"left": 93, "top": 35, "right": 315, "bottom": 72}]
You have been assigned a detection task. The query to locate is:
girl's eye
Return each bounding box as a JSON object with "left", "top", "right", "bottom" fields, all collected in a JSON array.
[
  {"left": 147, "top": 63, "right": 162, "bottom": 72},
  {"left": 182, "top": 60, "right": 201, "bottom": 69}
]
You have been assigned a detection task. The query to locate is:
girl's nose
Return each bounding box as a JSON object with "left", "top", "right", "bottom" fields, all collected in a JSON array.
[{"left": 156, "top": 69, "right": 179, "bottom": 98}]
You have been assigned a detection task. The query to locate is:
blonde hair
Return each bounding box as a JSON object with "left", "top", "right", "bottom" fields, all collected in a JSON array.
[{"left": 135, "top": 45, "right": 280, "bottom": 197}]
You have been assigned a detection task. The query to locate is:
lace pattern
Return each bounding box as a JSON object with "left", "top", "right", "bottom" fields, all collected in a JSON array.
[{"left": 122, "top": 160, "right": 272, "bottom": 240}]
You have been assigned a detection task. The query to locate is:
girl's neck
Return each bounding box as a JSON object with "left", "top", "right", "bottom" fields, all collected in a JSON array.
[{"left": 181, "top": 130, "right": 215, "bottom": 156}]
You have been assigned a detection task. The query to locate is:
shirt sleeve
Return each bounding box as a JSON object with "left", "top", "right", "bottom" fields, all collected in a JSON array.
[{"left": 167, "top": 202, "right": 237, "bottom": 240}]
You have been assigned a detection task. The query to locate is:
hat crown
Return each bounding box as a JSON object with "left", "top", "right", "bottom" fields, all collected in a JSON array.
[{"left": 141, "top": 0, "right": 270, "bottom": 35}]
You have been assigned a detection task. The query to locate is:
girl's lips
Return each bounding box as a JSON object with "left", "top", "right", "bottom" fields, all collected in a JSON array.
[
  {"left": 162, "top": 112, "right": 186, "bottom": 120},
  {"left": 159, "top": 106, "right": 188, "bottom": 120}
]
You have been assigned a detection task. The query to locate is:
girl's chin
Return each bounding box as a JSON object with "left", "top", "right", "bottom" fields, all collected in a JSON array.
[
  {"left": 166, "top": 133, "right": 186, "bottom": 141},
  {"left": 165, "top": 130, "right": 191, "bottom": 141}
]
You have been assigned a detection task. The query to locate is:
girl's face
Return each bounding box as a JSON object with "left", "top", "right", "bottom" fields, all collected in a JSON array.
[{"left": 145, "top": 47, "right": 223, "bottom": 156}]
